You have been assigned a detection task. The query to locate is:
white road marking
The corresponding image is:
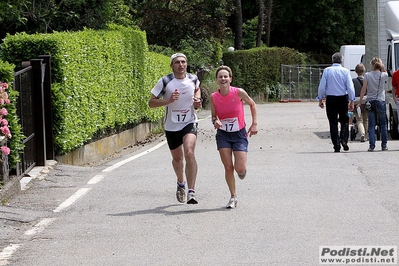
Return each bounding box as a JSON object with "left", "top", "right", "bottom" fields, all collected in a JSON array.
[
  {"left": 53, "top": 188, "right": 92, "bottom": 213},
  {"left": 87, "top": 174, "right": 105, "bottom": 184},
  {"left": 102, "top": 141, "right": 166, "bottom": 173},
  {"left": 2, "top": 139, "right": 167, "bottom": 264},
  {"left": 0, "top": 244, "right": 22, "bottom": 265},
  {"left": 24, "top": 218, "right": 57, "bottom": 236}
]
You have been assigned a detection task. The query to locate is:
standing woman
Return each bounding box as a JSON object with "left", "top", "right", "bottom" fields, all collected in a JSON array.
[
  {"left": 210, "top": 65, "right": 258, "bottom": 209},
  {"left": 358, "top": 57, "right": 389, "bottom": 151}
]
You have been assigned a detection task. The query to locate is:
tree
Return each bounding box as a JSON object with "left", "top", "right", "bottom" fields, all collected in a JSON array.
[
  {"left": 264, "top": 0, "right": 273, "bottom": 46},
  {"left": 0, "top": 0, "right": 134, "bottom": 41},
  {"left": 0, "top": 0, "right": 29, "bottom": 40},
  {"left": 256, "top": 0, "right": 264, "bottom": 47},
  {"left": 139, "top": 0, "right": 233, "bottom": 49},
  {"left": 234, "top": 0, "right": 243, "bottom": 50},
  {"left": 270, "top": 0, "right": 364, "bottom": 55}
]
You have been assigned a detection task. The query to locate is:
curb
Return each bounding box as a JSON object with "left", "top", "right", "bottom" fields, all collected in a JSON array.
[
  {"left": 0, "top": 160, "right": 57, "bottom": 203},
  {"left": 0, "top": 175, "right": 21, "bottom": 203},
  {"left": 279, "top": 99, "right": 303, "bottom": 103}
]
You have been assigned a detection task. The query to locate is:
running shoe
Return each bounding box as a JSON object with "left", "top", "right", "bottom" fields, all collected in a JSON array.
[
  {"left": 238, "top": 169, "right": 247, "bottom": 180},
  {"left": 226, "top": 196, "right": 237, "bottom": 209},
  {"left": 187, "top": 191, "right": 198, "bottom": 204},
  {"left": 176, "top": 185, "right": 186, "bottom": 203}
]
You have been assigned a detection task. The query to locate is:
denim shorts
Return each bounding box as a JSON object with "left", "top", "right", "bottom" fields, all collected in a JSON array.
[{"left": 216, "top": 127, "right": 248, "bottom": 152}]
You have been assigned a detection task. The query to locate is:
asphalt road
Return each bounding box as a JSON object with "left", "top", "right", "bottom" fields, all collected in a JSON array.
[{"left": 1, "top": 102, "right": 398, "bottom": 266}]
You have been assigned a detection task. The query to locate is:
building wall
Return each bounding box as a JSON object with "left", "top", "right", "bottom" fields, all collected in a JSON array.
[
  {"left": 364, "top": 0, "right": 380, "bottom": 71},
  {"left": 364, "top": 0, "right": 399, "bottom": 70}
]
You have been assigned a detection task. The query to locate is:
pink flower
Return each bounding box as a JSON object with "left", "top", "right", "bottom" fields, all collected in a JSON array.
[
  {"left": 0, "top": 83, "right": 8, "bottom": 89},
  {"left": 1, "top": 146, "right": 10, "bottom": 155},
  {"left": 4, "top": 99, "right": 10, "bottom": 104},
  {"left": 1, "top": 126, "right": 11, "bottom": 138},
  {"left": 0, "top": 108, "right": 8, "bottom": 116},
  {"left": 1, "top": 119, "right": 8, "bottom": 126}
]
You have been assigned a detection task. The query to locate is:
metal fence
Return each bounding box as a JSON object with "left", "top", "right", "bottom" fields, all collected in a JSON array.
[{"left": 280, "top": 64, "right": 330, "bottom": 101}]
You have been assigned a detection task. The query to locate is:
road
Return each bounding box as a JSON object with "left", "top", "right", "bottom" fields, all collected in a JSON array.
[{"left": 1, "top": 102, "right": 398, "bottom": 265}]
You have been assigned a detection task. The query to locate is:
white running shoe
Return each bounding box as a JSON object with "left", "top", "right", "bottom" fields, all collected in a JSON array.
[
  {"left": 226, "top": 196, "right": 237, "bottom": 209},
  {"left": 176, "top": 185, "right": 186, "bottom": 203},
  {"left": 187, "top": 191, "right": 198, "bottom": 204}
]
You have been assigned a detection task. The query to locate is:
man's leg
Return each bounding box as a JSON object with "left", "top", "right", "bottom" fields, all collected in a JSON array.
[
  {"left": 182, "top": 133, "right": 198, "bottom": 191},
  {"left": 170, "top": 145, "right": 187, "bottom": 203},
  {"left": 170, "top": 146, "right": 184, "bottom": 184},
  {"left": 326, "top": 97, "right": 340, "bottom": 151}
]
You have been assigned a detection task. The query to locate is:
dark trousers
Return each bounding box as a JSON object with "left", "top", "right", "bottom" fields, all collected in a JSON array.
[{"left": 326, "top": 95, "right": 349, "bottom": 151}]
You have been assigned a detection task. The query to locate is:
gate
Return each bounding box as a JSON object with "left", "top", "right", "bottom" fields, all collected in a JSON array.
[
  {"left": 14, "top": 65, "right": 36, "bottom": 176},
  {"left": 13, "top": 55, "right": 54, "bottom": 178},
  {"left": 280, "top": 64, "right": 330, "bottom": 101}
]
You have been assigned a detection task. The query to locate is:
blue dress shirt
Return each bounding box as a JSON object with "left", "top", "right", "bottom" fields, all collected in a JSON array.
[{"left": 316, "top": 63, "right": 356, "bottom": 101}]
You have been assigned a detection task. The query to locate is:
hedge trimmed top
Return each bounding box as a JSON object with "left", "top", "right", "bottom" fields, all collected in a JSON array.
[{"left": 0, "top": 25, "right": 170, "bottom": 155}]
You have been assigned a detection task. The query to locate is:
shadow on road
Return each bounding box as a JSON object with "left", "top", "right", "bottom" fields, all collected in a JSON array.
[{"left": 108, "top": 204, "right": 230, "bottom": 217}]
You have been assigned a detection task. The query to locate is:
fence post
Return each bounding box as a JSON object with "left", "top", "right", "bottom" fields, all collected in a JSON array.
[
  {"left": 30, "top": 59, "right": 46, "bottom": 166},
  {"left": 39, "top": 55, "right": 55, "bottom": 160}
]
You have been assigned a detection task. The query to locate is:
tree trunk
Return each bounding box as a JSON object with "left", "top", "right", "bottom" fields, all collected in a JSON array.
[
  {"left": 256, "top": 0, "right": 265, "bottom": 47},
  {"left": 265, "top": 0, "right": 273, "bottom": 47},
  {"left": 234, "top": 0, "right": 243, "bottom": 50}
]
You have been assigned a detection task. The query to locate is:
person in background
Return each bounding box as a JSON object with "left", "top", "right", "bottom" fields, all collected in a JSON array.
[
  {"left": 391, "top": 68, "right": 399, "bottom": 133},
  {"left": 210, "top": 65, "right": 258, "bottom": 209},
  {"left": 317, "top": 52, "right": 356, "bottom": 152},
  {"left": 352, "top": 63, "right": 368, "bottom": 142},
  {"left": 358, "top": 57, "right": 388, "bottom": 151},
  {"left": 148, "top": 53, "right": 202, "bottom": 204}
]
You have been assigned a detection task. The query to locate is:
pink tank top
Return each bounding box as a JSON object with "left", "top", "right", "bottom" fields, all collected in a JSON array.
[{"left": 212, "top": 87, "right": 245, "bottom": 132}]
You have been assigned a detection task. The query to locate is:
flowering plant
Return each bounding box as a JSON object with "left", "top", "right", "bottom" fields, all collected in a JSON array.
[{"left": 0, "top": 82, "right": 11, "bottom": 156}]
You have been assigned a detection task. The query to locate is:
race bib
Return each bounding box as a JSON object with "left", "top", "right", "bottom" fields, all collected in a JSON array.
[
  {"left": 171, "top": 109, "right": 192, "bottom": 123},
  {"left": 220, "top": 117, "right": 239, "bottom": 132}
]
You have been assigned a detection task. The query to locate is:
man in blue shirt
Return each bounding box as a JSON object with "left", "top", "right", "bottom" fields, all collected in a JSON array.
[{"left": 317, "top": 53, "right": 356, "bottom": 152}]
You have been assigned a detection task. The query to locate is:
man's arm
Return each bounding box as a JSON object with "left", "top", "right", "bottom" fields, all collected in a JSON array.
[{"left": 148, "top": 90, "right": 179, "bottom": 108}]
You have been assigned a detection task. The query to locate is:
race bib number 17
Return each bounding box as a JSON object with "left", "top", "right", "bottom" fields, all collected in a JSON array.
[
  {"left": 171, "top": 109, "right": 192, "bottom": 123},
  {"left": 220, "top": 117, "right": 239, "bottom": 132}
]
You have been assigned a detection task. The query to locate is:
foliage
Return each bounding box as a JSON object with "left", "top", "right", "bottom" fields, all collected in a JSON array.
[
  {"left": 1, "top": 25, "right": 169, "bottom": 155},
  {"left": 143, "top": 51, "right": 172, "bottom": 122},
  {"left": 138, "top": 0, "right": 234, "bottom": 49},
  {"left": 179, "top": 37, "right": 223, "bottom": 71},
  {"left": 271, "top": 0, "right": 364, "bottom": 55},
  {"left": 0, "top": 0, "right": 135, "bottom": 41},
  {"left": 242, "top": 16, "right": 261, "bottom": 49},
  {"left": 148, "top": 38, "right": 223, "bottom": 73},
  {"left": 148, "top": 45, "right": 175, "bottom": 58},
  {"left": 0, "top": 0, "right": 365, "bottom": 65},
  {"left": 222, "top": 47, "right": 307, "bottom": 96},
  {"left": 0, "top": 61, "right": 25, "bottom": 170}
]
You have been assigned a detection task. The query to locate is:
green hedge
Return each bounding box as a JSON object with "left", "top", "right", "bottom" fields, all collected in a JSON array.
[
  {"left": 222, "top": 47, "right": 306, "bottom": 96},
  {"left": 1, "top": 25, "right": 169, "bottom": 155}
]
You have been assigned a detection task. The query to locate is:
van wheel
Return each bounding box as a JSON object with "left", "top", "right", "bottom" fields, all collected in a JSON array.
[{"left": 389, "top": 109, "right": 399, "bottom": 139}]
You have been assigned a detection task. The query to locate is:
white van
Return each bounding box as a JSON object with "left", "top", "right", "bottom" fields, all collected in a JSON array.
[{"left": 339, "top": 45, "right": 365, "bottom": 78}]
